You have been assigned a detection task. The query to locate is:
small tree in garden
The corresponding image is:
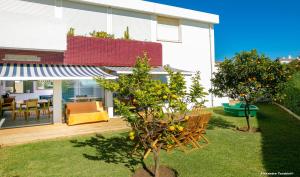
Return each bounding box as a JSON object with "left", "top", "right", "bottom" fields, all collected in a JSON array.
[
  {"left": 210, "top": 50, "right": 290, "bottom": 131},
  {"left": 95, "top": 53, "right": 207, "bottom": 177}
]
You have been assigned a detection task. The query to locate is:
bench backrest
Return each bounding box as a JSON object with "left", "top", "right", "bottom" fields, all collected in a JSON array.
[{"left": 66, "top": 101, "right": 104, "bottom": 114}]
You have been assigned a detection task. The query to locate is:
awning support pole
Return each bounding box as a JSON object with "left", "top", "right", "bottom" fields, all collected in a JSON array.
[
  {"left": 104, "top": 90, "right": 114, "bottom": 118},
  {"left": 53, "top": 80, "right": 62, "bottom": 124}
]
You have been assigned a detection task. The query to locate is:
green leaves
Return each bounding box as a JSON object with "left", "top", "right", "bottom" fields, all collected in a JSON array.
[
  {"left": 210, "top": 49, "right": 291, "bottom": 103},
  {"left": 89, "top": 30, "right": 115, "bottom": 39},
  {"left": 95, "top": 53, "right": 207, "bottom": 158},
  {"left": 189, "top": 71, "right": 208, "bottom": 107}
]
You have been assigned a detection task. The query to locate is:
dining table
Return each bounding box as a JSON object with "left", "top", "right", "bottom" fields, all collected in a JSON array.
[{"left": 16, "top": 99, "right": 49, "bottom": 107}]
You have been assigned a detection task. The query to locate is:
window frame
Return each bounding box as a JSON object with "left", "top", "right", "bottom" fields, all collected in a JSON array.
[
  {"left": 156, "top": 16, "right": 182, "bottom": 43},
  {"left": 36, "top": 80, "right": 54, "bottom": 90},
  {"left": 4, "top": 80, "right": 34, "bottom": 94}
]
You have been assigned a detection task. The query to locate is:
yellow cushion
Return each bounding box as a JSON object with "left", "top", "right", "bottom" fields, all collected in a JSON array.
[{"left": 67, "top": 111, "right": 109, "bottom": 125}]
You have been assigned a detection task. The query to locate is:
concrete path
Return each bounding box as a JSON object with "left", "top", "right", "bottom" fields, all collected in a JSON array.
[{"left": 0, "top": 118, "right": 129, "bottom": 147}]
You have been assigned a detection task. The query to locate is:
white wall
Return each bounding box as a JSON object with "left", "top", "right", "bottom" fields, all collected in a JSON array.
[
  {"left": 0, "top": 0, "right": 219, "bottom": 106},
  {"left": 62, "top": 0, "right": 107, "bottom": 35},
  {"left": 0, "top": 0, "right": 66, "bottom": 51},
  {"left": 158, "top": 20, "right": 214, "bottom": 107},
  {"left": 0, "top": 0, "right": 153, "bottom": 50},
  {"left": 112, "top": 8, "right": 151, "bottom": 41}
]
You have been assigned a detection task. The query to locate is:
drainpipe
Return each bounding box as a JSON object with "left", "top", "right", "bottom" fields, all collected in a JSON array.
[{"left": 209, "top": 24, "right": 214, "bottom": 107}]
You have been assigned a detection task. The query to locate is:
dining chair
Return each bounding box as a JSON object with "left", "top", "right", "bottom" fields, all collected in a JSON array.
[
  {"left": 24, "top": 99, "right": 40, "bottom": 120},
  {"left": 167, "top": 115, "right": 201, "bottom": 153},
  {"left": 193, "top": 112, "right": 212, "bottom": 145},
  {"left": 43, "top": 99, "right": 53, "bottom": 118},
  {"left": 1, "top": 99, "right": 17, "bottom": 120},
  {"left": 16, "top": 101, "right": 25, "bottom": 118}
]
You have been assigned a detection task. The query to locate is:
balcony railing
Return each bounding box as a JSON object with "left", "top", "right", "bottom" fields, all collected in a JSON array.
[{"left": 64, "top": 36, "right": 162, "bottom": 67}]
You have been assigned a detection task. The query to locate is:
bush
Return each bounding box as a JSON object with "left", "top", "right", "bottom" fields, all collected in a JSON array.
[{"left": 281, "top": 72, "right": 300, "bottom": 116}]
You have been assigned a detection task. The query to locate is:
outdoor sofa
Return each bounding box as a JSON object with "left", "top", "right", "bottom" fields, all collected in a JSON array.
[{"left": 65, "top": 101, "right": 109, "bottom": 125}]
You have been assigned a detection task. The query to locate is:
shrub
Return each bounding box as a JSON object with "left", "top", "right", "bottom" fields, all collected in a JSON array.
[
  {"left": 281, "top": 72, "right": 300, "bottom": 116},
  {"left": 67, "top": 27, "right": 75, "bottom": 36},
  {"left": 89, "top": 30, "right": 114, "bottom": 39}
]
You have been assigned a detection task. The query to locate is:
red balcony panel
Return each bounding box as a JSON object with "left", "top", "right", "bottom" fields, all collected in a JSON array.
[
  {"left": 0, "top": 49, "right": 64, "bottom": 64},
  {"left": 64, "top": 36, "right": 162, "bottom": 66}
]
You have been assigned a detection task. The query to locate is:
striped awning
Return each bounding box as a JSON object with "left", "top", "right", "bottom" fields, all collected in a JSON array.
[{"left": 0, "top": 63, "right": 117, "bottom": 80}]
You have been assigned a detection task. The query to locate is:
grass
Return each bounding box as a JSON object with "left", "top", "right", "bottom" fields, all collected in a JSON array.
[{"left": 0, "top": 104, "right": 299, "bottom": 177}]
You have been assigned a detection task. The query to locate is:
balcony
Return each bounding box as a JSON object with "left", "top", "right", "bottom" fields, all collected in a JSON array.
[{"left": 64, "top": 36, "right": 162, "bottom": 67}]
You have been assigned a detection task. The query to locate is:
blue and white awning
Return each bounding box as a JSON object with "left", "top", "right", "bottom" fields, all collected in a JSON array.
[{"left": 0, "top": 64, "right": 117, "bottom": 80}]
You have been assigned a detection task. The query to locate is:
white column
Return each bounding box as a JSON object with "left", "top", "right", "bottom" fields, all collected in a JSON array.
[
  {"left": 53, "top": 80, "right": 62, "bottom": 123},
  {"left": 107, "top": 7, "right": 113, "bottom": 34},
  {"left": 209, "top": 24, "right": 215, "bottom": 107},
  {"left": 0, "top": 81, "right": 4, "bottom": 95},
  {"left": 150, "top": 14, "right": 157, "bottom": 42},
  {"left": 54, "top": 0, "right": 63, "bottom": 19},
  {"left": 104, "top": 90, "right": 114, "bottom": 118}
]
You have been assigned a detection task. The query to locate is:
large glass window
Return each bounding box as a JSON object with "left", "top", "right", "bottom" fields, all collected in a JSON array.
[
  {"left": 62, "top": 80, "right": 104, "bottom": 103},
  {"left": 4, "top": 81, "right": 34, "bottom": 93},
  {"left": 37, "top": 80, "right": 53, "bottom": 90}
]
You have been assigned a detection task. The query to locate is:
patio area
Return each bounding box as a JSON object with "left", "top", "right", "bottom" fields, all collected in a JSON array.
[{"left": 0, "top": 118, "right": 129, "bottom": 147}]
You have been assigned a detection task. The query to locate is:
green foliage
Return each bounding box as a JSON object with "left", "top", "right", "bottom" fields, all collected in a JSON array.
[
  {"left": 95, "top": 53, "right": 207, "bottom": 175},
  {"left": 281, "top": 72, "right": 300, "bottom": 116},
  {"left": 96, "top": 53, "right": 207, "bottom": 125},
  {"left": 89, "top": 30, "right": 115, "bottom": 39},
  {"left": 210, "top": 50, "right": 291, "bottom": 129},
  {"left": 123, "top": 26, "right": 130, "bottom": 40},
  {"left": 189, "top": 71, "right": 208, "bottom": 107},
  {"left": 286, "top": 59, "right": 300, "bottom": 74},
  {"left": 210, "top": 50, "right": 290, "bottom": 104},
  {"left": 67, "top": 27, "right": 75, "bottom": 36}
]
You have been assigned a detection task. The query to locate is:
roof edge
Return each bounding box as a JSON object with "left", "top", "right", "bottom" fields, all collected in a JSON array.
[{"left": 71, "top": 0, "right": 219, "bottom": 24}]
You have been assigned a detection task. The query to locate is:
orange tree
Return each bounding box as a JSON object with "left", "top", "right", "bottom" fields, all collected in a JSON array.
[
  {"left": 95, "top": 53, "right": 206, "bottom": 177},
  {"left": 210, "top": 50, "right": 290, "bottom": 131}
]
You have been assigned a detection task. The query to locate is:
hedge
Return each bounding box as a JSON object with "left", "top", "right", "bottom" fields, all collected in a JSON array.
[{"left": 281, "top": 72, "right": 300, "bottom": 116}]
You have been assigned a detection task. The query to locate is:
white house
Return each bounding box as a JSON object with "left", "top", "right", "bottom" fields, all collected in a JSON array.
[{"left": 0, "top": 0, "right": 222, "bottom": 128}]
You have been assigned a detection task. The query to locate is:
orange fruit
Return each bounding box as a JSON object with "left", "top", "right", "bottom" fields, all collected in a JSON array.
[
  {"left": 177, "top": 126, "right": 184, "bottom": 132},
  {"left": 168, "top": 126, "right": 175, "bottom": 131},
  {"left": 129, "top": 131, "right": 135, "bottom": 137},
  {"left": 184, "top": 116, "right": 189, "bottom": 120}
]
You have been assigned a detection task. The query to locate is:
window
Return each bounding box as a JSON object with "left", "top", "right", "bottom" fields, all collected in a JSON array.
[
  {"left": 3, "top": 54, "right": 40, "bottom": 62},
  {"left": 157, "top": 16, "right": 181, "bottom": 42},
  {"left": 37, "top": 80, "right": 53, "bottom": 90},
  {"left": 152, "top": 75, "right": 168, "bottom": 83},
  {"left": 4, "top": 81, "right": 34, "bottom": 93},
  {"left": 62, "top": 80, "right": 104, "bottom": 102}
]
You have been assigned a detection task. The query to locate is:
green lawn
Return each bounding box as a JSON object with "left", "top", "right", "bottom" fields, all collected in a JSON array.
[{"left": 1, "top": 104, "right": 299, "bottom": 177}]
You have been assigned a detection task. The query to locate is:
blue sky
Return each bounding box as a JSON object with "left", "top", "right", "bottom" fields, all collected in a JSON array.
[{"left": 146, "top": 0, "right": 300, "bottom": 60}]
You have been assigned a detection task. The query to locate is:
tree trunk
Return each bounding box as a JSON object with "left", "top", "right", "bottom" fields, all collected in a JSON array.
[
  {"left": 153, "top": 146, "right": 161, "bottom": 177},
  {"left": 244, "top": 101, "right": 251, "bottom": 131}
]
